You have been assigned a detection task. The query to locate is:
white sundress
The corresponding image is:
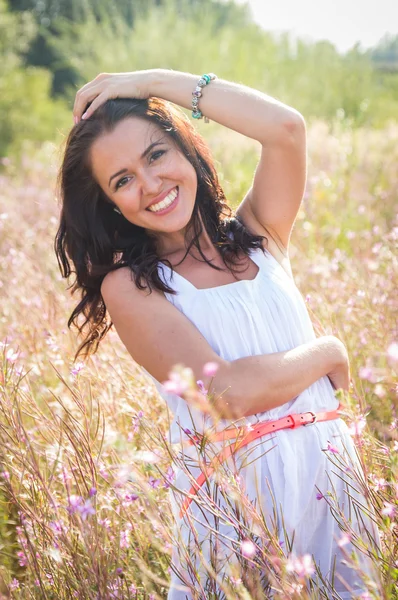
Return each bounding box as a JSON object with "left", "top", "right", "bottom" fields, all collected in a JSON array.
[{"left": 141, "top": 238, "right": 381, "bottom": 599}]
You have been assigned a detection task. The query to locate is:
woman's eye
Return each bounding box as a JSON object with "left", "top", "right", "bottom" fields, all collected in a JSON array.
[
  {"left": 115, "top": 176, "right": 131, "bottom": 190},
  {"left": 150, "top": 150, "right": 166, "bottom": 162}
]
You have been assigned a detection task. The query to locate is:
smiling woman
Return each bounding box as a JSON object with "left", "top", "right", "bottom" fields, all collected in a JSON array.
[
  {"left": 55, "top": 94, "right": 269, "bottom": 359},
  {"left": 55, "top": 69, "right": 381, "bottom": 599},
  {"left": 88, "top": 117, "right": 198, "bottom": 235}
]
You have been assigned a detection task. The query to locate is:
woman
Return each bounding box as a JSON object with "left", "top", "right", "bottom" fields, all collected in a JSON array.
[{"left": 56, "top": 69, "right": 380, "bottom": 598}]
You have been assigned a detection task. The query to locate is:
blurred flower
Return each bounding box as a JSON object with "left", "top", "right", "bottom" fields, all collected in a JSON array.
[
  {"left": 203, "top": 362, "right": 219, "bottom": 377},
  {"left": 387, "top": 342, "right": 398, "bottom": 362},
  {"left": 49, "top": 521, "right": 63, "bottom": 535},
  {"left": 17, "top": 551, "right": 27, "bottom": 567},
  {"left": 286, "top": 553, "right": 315, "bottom": 578},
  {"left": 70, "top": 362, "right": 85, "bottom": 376},
  {"left": 325, "top": 442, "right": 340, "bottom": 454},
  {"left": 381, "top": 502, "right": 396, "bottom": 518},
  {"left": 78, "top": 499, "right": 95, "bottom": 521},
  {"left": 163, "top": 466, "right": 175, "bottom": 489},
  {"left": 162, "top": 365, "right": 194, "bottom": 395},
  {"left": 67, "top": 495, "right": 83, "bottom": 515},
  {"left": 89, "top": 487, "right": 97, "bottom": 497},
  {"left": 6, "top": 348, "right": 19, "bottom": 363},
  {"left": 120, "top": 528, "right": 131, "bottom": 549},
  {"left": 9, "top": 578, "right": 20, "bottom": 591},
  {"left": 130, "top": 410, "right": 144, "bottom": 436},
  {"left": 370, "top": 476, "right": 387, "bottom": 492},
  {"left": 132, "top": 450, "right": 161, "bottom": 464},
  {"left": 240, "top": 539, "right": 256, "bottom": 558},
  {"left": 358, "top": 367, "right": 376, "bottom": 382},
  {"left": 337, "top": 533, "right": 351, "bottom": 547},
  {"left": 196, "top": 379, "right": 208, "bottom": 394},
  {"left": 374, "top": 384, "right": 386, "bottom": 398},
  {"left": 148, "top": 476, "right": 161, "bottom": 489},
  {"left": 347, "top": 416, "right": 367, "bottom": 436}
]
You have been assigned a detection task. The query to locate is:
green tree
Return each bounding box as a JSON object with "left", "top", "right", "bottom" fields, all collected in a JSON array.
[{"left": 0, "top": 0, "right": 69, "bottom": 158}]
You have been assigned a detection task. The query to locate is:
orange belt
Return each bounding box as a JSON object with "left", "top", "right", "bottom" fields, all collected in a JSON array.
[{"left": 178, "top": 403, "right": 344, "bottom": 519}]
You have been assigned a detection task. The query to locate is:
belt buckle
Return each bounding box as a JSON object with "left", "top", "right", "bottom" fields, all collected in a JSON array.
[{"left": 302, "top": 411, "right": 317, "bottom": 426}]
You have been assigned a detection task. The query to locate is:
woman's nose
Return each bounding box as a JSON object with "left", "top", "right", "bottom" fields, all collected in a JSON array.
[{"left": 139, "top": 171, "right": 162, "bottom": 196}]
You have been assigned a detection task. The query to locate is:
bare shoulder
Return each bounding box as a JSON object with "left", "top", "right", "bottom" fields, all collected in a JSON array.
[{"left": 101, "top": 266, "right": 155, "bottom": 301}]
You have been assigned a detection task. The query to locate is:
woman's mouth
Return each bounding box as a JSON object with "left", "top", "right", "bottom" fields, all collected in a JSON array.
[{"left": 146, "top": 187, "right": 179, "bottom": 215}]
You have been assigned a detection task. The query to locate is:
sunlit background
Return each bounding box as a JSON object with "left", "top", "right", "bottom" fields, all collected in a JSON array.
[{"left": 237, "top": 0, "right": 398, "bottom": 54}]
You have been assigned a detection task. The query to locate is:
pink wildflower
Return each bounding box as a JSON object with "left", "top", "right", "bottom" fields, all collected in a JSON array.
[
  {"left": 17, "top": 551, "right": 28, "bottom": 567},
  {"left": 162, "top": 368, "right": 192, "bottom": 395},
  {"left": 370, "top": 477, "right": 387, "bottom": 492},
  {"left": 203, "top": 362, "right": 219, "bottom": 377},
  {"left": 381, "top": 502, "right": 396, "bottom": 518},
  {"left": 163, "top": 466, "right": 175, "bottom": 489},
  {"left": 358, "top": 367, "right": 376, "bottom": 382},
  {"left": 286, "top": 553, "right": 315, "bottom": 578},
  {"left": 347, "top": 417, "right": 367, "bottom": 436},
  {"left": 67, "top": 495, "right": 83, "bottom": 515},
  {"left": 387, "top": 342, "right": 398, "bottom": 362},
  {"left": 9, "top": 578, "right": 20, "bottom": 591},
  {"left": 148, "top": 476, "right": 161, "bottom": 489},
  {"left": 326, "top": 442, "right": 340, "bottom": 454},
  {"left": 120, "top": 528, "right": 131, "bottom": 549},
  {"left": 71, "top": 362, "right": 85, "bottom": 376},
  {"left": 240, "top": 539, "right": 256, "bottom": 558},
  {"left": 196, "top": 379, "right": 208, "bottom": 394},
  {"left": 130, "top": 411, "right": 144, "bottom": 435},
  {"left": 6, "top": 348, "right": 19, "bottom": 363},
  {"left": 78, "top": 499, "right": 95, "bottom": 521},
  {"left": 337, "top": 533, "right": 351, "bottom": 547}
]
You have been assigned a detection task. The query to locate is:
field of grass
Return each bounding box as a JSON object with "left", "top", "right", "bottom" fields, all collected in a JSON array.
[{"left": 0, "top": 116, "right": 397, "bottom": 598}]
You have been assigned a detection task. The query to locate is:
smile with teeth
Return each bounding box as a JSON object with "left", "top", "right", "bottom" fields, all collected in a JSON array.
[{"left": 147, "top": 187, "right": 178, "bottom": 212}]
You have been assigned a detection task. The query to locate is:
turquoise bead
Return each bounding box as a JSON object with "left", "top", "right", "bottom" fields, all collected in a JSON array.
[
  {"left": 202, "top": 74, "right": 211, "bottom": 84},
  {"left": 192, "top": 110, "right": 203, "bottom": 119}
]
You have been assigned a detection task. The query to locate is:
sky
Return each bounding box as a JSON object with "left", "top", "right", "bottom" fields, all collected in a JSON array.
[{"left": 235, "top": 0, "right": 398, "bottom": 54}]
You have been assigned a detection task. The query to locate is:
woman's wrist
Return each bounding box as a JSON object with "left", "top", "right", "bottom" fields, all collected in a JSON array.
[
  {"left": 146, "top": 69, "right": 301, "bottom": 145},
  {"left": 147, "top": 69, "right": 201, "bottom": 112}
]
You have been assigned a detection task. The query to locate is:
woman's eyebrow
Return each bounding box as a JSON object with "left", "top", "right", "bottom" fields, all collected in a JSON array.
[{"left": 108, "top": 141, "right": 166, "bottom": 188}]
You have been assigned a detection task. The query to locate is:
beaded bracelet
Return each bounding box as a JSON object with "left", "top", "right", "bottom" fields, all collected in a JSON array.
[{"left": 191, "top": 73, "right": 217, "bottom": 123}]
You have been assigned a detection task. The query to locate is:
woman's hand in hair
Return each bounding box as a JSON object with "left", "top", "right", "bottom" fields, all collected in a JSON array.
[{"left": 73, "top": 70, "right": 154, "bottom": 123}]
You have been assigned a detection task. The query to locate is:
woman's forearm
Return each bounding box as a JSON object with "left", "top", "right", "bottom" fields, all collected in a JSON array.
[
  {"left": 148, "top": 69, "right": 304, "bottom": 146},
  {"left": 213, "top": 336, "right": 346, "bottom": 420}
]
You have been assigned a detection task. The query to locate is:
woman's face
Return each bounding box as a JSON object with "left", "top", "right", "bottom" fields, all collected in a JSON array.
[{"left": 89, "top": 116, "right": 198, "bottom": 253}]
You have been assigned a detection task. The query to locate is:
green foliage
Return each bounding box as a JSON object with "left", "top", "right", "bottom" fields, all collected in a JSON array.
[
  {"left": 1, "top": 0, "right": 398, "bottom": 158},
  {"left": 0, "top": 0, "right": 70, "bottom": 158},
  {"left": 0, "top": 67, "right": 70, "bottom": 158}
]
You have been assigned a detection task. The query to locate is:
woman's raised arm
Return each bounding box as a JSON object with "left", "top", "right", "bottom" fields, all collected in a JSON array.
[{"left": 73, "top": 69, "right": 303, "bottom": 145}]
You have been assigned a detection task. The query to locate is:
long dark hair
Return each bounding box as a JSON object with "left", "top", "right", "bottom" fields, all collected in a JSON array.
[{"left": 55, "top": 97, "right": 270, "bottom": 359}]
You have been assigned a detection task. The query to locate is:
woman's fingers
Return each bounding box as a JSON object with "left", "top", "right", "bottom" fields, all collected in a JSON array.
[
  {"left": 73, "top": 81, "right": 104, "bottom": 122},
  {"left": 81, "top": 91, "right": 112, "bottom": 120}
]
